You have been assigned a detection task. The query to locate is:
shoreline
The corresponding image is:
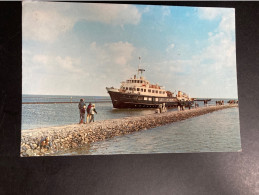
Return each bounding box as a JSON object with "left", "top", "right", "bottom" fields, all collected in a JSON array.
[{"left": 20, "top": 104, "right": 238, "bottom": 157}]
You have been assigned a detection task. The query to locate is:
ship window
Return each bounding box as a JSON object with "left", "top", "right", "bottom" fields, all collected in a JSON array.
[
  {"left": 144, "top": 97, "right": 148, "bottom": 101},
  {"left": 129, "top": 87, "right": 132, "bottom": 90},
  {"left": 123, "top": 87, "right": 125, "bottom": 90},
  {"left": 155, "top": 98, "right": 158, "bottom": 101},
  {"left": 138, "top": 96, "right": 144, "bottom": 100},
  {"left": 137, "top": 88, "right": 140, "bottom": 91},
  {"left": 159, "top": 91, "right": 162, "bottom": 94},
  {"left": 141, "top": 88, "right": 143, "bottom": 92},
  {"left": 126, "top": 87, "right": 128, "bottom": 90},
  {"left": 149, "top": 97, "right": 152, "bottom": 101},
  {"left": 152, "top": 90, "right": 154, "bottom": 93},
  {"left": 163, "top": 91, "right": 165, "bottom": 94},
  {"left": 140, "top": 80, "right": 143, "bottom": 83},
  {"left": 156, "top": 90, "right": 158, "bottom": 93},
  {"left": 148, "top": 89, "right": 151, "bottom": 93},
  {"left": 144, "top": 89, "right": 146, "bottom": 92}
]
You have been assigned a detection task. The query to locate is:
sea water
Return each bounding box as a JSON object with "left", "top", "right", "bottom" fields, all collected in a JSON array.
[{"left": 22, "top": 95, "right": 241, "bottom": 154}]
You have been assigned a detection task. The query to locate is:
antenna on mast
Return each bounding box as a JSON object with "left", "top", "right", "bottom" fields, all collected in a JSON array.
[{"left": 137, "top": 56, "right": 145, "bottom": 78}]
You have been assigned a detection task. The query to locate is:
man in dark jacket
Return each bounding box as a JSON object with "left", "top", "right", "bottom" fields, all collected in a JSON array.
[{"left": 78, "top": 99, "right": 86, "bottom": 124}]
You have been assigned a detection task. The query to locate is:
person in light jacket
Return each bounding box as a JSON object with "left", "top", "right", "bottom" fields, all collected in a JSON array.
[
  {"left": 89, "top": 104, "right": 97, "bottom": 123},
  {"left": 86, "top": 102, "right": 92, "bottom": 123}
]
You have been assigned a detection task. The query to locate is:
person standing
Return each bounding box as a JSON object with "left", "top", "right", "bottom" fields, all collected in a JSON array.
[
  {"left": 78, "top": 99, "right": 86, "bottom": 124},
  {"left": 89, "top": 104, "right": 97, "bottom": 123},
  {"left": 86, "top": 102, "right": 92, "bottom": 123}
]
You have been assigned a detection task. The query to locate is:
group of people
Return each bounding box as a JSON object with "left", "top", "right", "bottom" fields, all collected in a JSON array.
[
  {"left": 156, "top": 103, "right": 167, "bottom": 113},
  {"left": 216, "top": 100, "right": 224, "bottom": 106},
  {"left": 78, "top": 99, "right": 97, "bottom": 124}
]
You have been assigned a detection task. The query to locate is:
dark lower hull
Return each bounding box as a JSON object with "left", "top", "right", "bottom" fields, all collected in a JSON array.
[{"left": 107, "top": 91, "right": 193, "bottom": 109}]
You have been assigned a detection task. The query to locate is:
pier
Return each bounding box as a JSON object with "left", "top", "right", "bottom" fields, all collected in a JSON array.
[{"left": 20, "top": 104, "right": 238, "bottom": 157}]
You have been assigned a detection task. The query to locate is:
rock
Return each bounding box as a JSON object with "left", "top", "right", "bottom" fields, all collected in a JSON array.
[
  {"left": 34, "top": 150, "right": 40, "bottom": 155},
  {"left": 26, "top": 149, "right": 34, "bottom": 156},
  {"left": 32, "top": 144, "right": 38, "bottom": 149},
  {"left": 21, "top": 146, "right": 27, "bottom": 152},
  {"left": 72, "top": 143, "right": 78, "bottom": 148}
]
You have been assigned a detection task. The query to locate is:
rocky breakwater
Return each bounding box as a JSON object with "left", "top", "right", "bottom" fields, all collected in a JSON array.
[{"left": 21, "top": 104, "right": 238, "bottom": 157}]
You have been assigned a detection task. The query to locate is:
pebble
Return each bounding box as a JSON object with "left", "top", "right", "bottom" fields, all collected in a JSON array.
[{"left": 26, "top": 149, "right": 34, "bottom": 156}]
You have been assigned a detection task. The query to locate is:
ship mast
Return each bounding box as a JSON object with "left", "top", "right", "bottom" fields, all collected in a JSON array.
[{"left": 137, "top": 56, "right": 145, "bottom": 78}]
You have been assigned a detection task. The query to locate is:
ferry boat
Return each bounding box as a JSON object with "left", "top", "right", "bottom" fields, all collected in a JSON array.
[{"left": 106, "top": 58, "right": 194, "bottom": 109}]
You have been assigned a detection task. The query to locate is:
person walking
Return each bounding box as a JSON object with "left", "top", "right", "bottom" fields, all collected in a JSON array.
[
  {"left": 78, "top": 99, "right": 86, "bottom": 124},
  {"left": 89, "top": 104, "right": 97, "bottom": 123},
  {"left": 86, "top": 102, "right": 92, "bottom": 123}
]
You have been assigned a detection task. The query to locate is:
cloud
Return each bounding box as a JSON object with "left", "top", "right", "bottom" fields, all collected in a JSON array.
[
  {"left": 32, "top": 54, "right": 49, "bottom": 65},
  {"left": 26, "top": 53, "right": 82, "bottom": 75},
  {"left": 166, "top": 43, "right": 175, "bottom": 53},
  {"left": 197, "top": 7, "right": 235, "bottom": 36},
  {"left": 23, "top": 2, "right": 74, "bottom": 42},
  {"left": 218, "top": 10, "right": 235, "bottom": 34},
  {"left": 23, "top": 40, "right": 139, "bottom": 95},
  {"left": 162, "top": 6, "right": 171, "bottom": 17},
  {"left": 55, "top": 56, "right": 81, "bottom": 73},
  {"left": 23, "top": 2, "right": 142, "bottom": 42},
  {"left": 201, "top": 9, "right": 235, "bottom": 69},
  {"left": 197, "top": 7, "right": 233, "bottom": 20},
  {"left": 78, "top": 3, "right": 141, "bottom": 26},
  {"left": 23, "top": 53, "right": 86, "bottom": 95},
  {"left": 142, "top": 6, "right": 150, "bottom": 14},
  {"left": 147, "top": 8, "right": 237, "bottom": 98},
  {"left": 89, "top": 41, "right": 136, "bottom": 77}
]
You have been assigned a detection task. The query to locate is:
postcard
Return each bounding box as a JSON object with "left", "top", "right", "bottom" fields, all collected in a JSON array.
[{"left": 21, "top": 2, "right": 240, "bottom": 156}]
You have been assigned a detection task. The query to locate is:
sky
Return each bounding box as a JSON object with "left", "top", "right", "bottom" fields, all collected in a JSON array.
[{"left": 22, "top": 2, "right": 237, "bottom": 98}]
